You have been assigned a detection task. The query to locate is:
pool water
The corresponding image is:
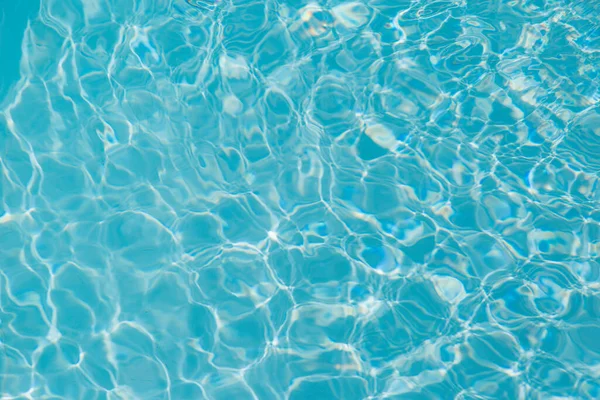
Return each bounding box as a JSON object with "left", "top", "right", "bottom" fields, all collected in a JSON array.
[{"left": 1, "top": 0, "right": 600, "bottom": 399}]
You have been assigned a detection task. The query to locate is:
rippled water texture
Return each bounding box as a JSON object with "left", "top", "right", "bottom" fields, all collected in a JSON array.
[{"left": 1, "top": 0, "right": 600, "bottom": 398}]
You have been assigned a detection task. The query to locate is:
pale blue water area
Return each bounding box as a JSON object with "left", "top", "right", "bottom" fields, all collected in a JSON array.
[{"left": 1, "top": 0, "right": 600, "bottom": 398}]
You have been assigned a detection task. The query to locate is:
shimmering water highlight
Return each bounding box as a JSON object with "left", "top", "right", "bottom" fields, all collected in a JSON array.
[{"left": 1, "top": 0, "right": 600, "bottom": 399}]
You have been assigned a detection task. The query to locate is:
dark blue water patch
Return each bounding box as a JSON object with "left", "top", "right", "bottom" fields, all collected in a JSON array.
[
  {"left": 357, "top": 132, "right": 389, "bottom": 161},
  {"left": 401, "top": 236, "right": 436, "bottom": 264},
  {"left": 361, "top": 246, "right": 386, "bottom": 269},
  {"left": 350, "top": 285, "right": 369, "bottom": 302},
  {"left": 0, "top": 0, "right": 40, "bottom": 101}
]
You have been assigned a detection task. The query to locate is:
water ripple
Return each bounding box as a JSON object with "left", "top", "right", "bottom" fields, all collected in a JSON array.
[{"left": 1, "top": 0, "right": 599, "bottom": 398}]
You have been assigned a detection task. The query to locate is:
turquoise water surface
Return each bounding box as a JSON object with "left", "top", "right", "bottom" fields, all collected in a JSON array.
[{"left": 1, "top": 0, "right": 600, "bottom": 398}]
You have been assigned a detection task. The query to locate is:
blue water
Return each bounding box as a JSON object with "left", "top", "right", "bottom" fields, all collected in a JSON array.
[{"left": 1, "top": 0, "right": 600, "bottom": 398}]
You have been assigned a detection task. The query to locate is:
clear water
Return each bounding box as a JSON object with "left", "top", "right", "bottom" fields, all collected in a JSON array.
[{"left": 1, "top": 0, "right": 599, "bottom": 398}]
